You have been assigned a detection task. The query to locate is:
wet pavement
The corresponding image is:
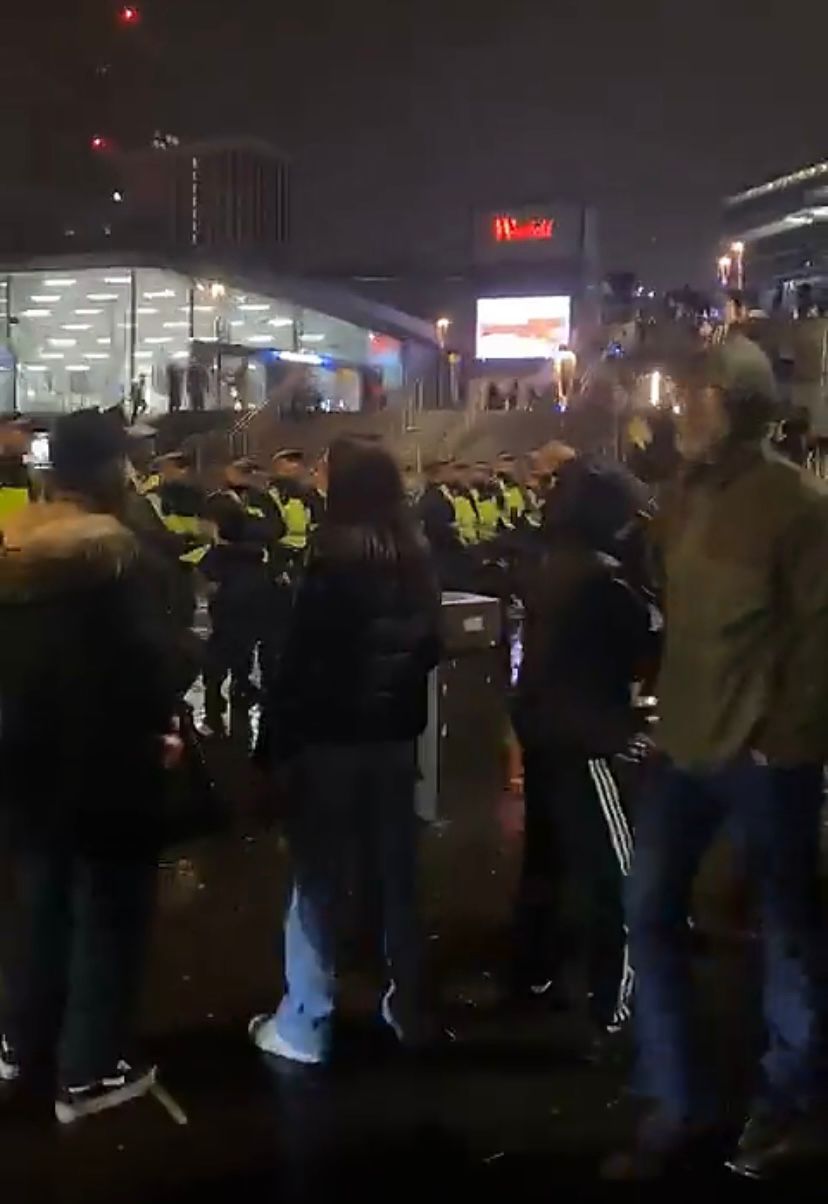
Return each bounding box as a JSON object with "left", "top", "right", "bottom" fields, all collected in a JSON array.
[{"left": 0, "top": 725, "right": 773, "bottom": 1202}]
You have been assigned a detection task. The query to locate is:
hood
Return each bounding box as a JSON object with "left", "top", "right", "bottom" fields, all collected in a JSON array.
[
  {"left": 0, "top": 499, "right": 137, "bottom": 602},
  {"left": 544, "top": 457, "right": 645, "bottom": 554}
]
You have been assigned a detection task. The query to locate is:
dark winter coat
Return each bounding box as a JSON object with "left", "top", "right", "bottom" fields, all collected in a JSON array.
[
  {"left": 0, "top": 500, "right": 180, "bottom": 853},
  {"left": 260, "top": 532, "right": 441, "bottom": 759}
]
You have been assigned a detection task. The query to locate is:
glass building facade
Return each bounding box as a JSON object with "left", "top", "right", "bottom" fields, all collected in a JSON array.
[{"left": 0, "top": 265, "right": 404, "bottom": 414}]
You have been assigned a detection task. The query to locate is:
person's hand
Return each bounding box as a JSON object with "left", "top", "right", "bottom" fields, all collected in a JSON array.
[{"left": 161, "top": 733, "right": 185, "bottom": 770}]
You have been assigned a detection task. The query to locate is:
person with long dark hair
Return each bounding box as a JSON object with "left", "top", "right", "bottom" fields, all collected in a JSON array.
[{"left": 251, "top": 439, "right": 441, "bottom": 1064}]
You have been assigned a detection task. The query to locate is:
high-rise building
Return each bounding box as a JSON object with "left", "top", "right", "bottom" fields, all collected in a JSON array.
[
  {"left": 118, "top": 137, "right": 290, "bottom": 256},
  {"left": 723, "top": 160, "right": 828, "bottom": 306}
]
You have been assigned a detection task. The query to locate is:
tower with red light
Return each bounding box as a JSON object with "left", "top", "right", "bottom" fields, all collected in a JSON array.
[{"left": 118, "top": 5, "right": 141, "bottom": 26}]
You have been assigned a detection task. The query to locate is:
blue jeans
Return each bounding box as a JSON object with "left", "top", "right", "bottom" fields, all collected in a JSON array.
[
  {"left": 627, "top": 758, "right": 826, "bottom": 1122},
  {"left": 274, "top": 741, "right": 420, "bottom": 1060}
]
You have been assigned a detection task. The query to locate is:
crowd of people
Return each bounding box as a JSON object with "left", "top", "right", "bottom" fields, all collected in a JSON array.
[{"left": 0, "top": 325, "right": 827, "bottom": 1180}]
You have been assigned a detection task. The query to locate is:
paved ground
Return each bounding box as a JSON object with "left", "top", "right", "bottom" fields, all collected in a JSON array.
[{"left": 0, "top": 726, "right": 774, "bottom": 1202}]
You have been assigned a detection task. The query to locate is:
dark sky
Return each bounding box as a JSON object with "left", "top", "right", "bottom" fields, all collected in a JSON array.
[{"left": 12, "top": 1, "right": 828, "bottom": 286}]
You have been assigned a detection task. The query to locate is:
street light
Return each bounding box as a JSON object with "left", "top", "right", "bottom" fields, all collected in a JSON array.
[
  {"left": 435, "top": 316, "right": 451, "bottom": 348},
  {"left": 730, "top": 240, "right": 745, "bottom": 290},
  {"left": 717, "top": 254, "right": 733, "bottom": 286}
]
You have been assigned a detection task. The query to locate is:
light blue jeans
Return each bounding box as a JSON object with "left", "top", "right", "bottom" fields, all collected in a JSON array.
[{"left": 273, "top": 741, "right": 420, "bottom": 1060}]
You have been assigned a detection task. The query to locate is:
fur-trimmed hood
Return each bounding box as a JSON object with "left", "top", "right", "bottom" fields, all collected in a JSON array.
[{"left": 0, "top": 499, "right": 137, "bottom": 602}]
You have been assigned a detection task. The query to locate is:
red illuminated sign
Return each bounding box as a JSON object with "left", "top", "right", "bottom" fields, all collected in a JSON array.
[{"left": 492, "top": 214, "right": 555, "bottom": 243}]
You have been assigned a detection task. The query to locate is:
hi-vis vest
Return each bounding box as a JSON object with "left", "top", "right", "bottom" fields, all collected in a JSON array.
[
  {"left": 145, "top": 490, "right": 213, "bottom": 565},
  {"left": 440, "top": 485, "right": 479, "bottom": 546},
  {"left": 471, "top": 488, "right": 503, "bottom": 542},
  {"left": 499, "top": 480, "right": 526, "bottom": 525},
  {"left": 226, "top": 488, "right": 266, "bottom": 521},
  {"left": 0, "top": 486, "right": 30, "bottom": 529},
  {"left": 524, "top": 485, "right": 544, "bottom": 529},
  {"left": 269, "top": 487, "right": 310, "bottom": 551}
]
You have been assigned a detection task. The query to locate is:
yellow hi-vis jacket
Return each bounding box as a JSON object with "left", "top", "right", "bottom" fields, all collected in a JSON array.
[
  {"left": 471, "top": 488, "right": 506, "bottom": 542},
  {"left": 269, "top": 487, "right": 311, "bottom": 551},
  {"left": 440, "top": 485, "right": 479, "bottom": 546},
  {"left": 498, "top": 480, "right": 526, "bottom": 525},
  {"left": 145, "top": 490, "right": 213, "bottom": 565},
  {"left": 0, "top": 486, "right": 30, "bottom": 531}
]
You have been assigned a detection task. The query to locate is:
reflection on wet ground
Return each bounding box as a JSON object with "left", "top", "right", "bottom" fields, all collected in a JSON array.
[{"left": 1, "top": 720, "right": 763, "bottom": 1202}]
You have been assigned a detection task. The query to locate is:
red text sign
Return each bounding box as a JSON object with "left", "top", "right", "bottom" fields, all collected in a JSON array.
[{"left": 492, "top": 215, "right": 555, "bottom": 243}]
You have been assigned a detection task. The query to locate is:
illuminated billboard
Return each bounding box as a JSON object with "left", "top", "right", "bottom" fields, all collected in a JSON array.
[{"left": 475, "top": 295, "right": 571, "bottom": 360}]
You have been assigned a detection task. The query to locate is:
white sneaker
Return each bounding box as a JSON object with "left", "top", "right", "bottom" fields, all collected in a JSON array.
[
  {"left": 55, "top": 1062, "right": 156, "bottom": 1125},
  {"left": 247, "top": 1014, "right": 322, "bottom": 1065},
  {"left": 0, "top": 1036, "right": 20, "bottom": 1083},
  {"left": 380, "top": 987, "right": 405, "bottom": 1043}
]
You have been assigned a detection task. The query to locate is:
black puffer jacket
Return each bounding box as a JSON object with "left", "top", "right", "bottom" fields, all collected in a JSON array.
[
  {"left": 261, "top": 534, "right": 441, "bottom": 758},
  {"left": 0, "top": 500, "right": 179, "bottom": 853}
]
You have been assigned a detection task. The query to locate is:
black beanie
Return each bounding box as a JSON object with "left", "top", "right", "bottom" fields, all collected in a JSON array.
[{"left": 51, "top": 409, "right": 128, "bottom": 491}]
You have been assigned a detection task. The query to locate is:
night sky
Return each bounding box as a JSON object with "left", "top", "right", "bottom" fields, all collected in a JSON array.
[{"left": 10, "top": 1, "right": 828, "bottom": 287}]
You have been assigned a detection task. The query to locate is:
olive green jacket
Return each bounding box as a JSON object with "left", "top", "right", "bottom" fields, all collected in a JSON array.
[{"left": 656, "top": 443, "right": 828, "bottom": 769}]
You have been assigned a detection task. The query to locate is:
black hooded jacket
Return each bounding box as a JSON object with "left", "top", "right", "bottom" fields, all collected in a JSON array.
[
  {"left": 0, "top": 500, "right": 179, "bottom": 853},
  {"left": 514, "top": 458, "right": 654, "bottom": 756}
]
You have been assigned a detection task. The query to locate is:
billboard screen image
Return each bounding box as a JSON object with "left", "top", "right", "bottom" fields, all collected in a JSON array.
[{"left": 475, "top": 295, "right": 571, "bottom": 360}]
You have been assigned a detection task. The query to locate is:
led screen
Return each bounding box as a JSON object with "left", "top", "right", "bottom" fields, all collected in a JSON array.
[{"left": 475, "top": 295, "right": 571, "bottom": 360}]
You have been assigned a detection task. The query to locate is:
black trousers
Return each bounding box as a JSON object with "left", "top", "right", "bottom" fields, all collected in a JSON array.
[
  {"left": 2, "top": 848, "right": 156, "bottom": 1086},
  {"left": 203, "top": 628, "right": 257, "bottom": 728},
  {"left": 514, "top": 748, "right": 633, "bottom": 1028}
]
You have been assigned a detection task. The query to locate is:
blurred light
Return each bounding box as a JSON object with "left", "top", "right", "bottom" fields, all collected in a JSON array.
[
  {"left": 268, "top": 318, "right": 293, "bottom": 328},
  {"left": 118, "top": 5, "right": 141, "bottom": 25},
  {"left": 649, "top": 369, "right": 661, "bottom": 407},
  {"left": 730, "top": 240, "right": 745, "bottom": 255},
  {"left": 104, "top": 276, "right": 131, "bottom": 284},
  {"left": 239, "top": 302, "right": 269, "bottom": 312},
  {"left": 278, "top": 350, "right": 322, "bottom": 365},
  {"left": 247, "top": 334, "right": 274, "bottom": 344},
  {"left": 66, "top": 364, "right": 91, "bottom": 372},
  {"left": 192, "top": 305, "right": 214, "bottom": 313},
  {"left": 112, "top": 191, "right": 123, "bottom": 203},
  {"left": 40, "top": 352, "right": 65, "bottom": 360},
  {"left": 144, "top": 336, "right": 172, "bottom": 344},
  {"left": 22, "top": 365, "right": 48, "bottom": 373},
  {"left": 49, "top": 338, "right": 77, "bottom": 347},
  {"left": 30, "top": 294, "right": 60, "bottom": 302},
  {"left": 436, "top": 317, "right": 451, "bottom": 330},
  {"left": 136, "top": 306, "right": 159, "bottom": 315},
  {"left": 300, "top": 334, "right": 325, "bottom": 342},
  {"left": 90, "top": 135, "right": 111, "bottom": 152},
  {"left": 87, "top": 293, "right": 118, "bottom": 301},
  {"left": 163, "top": 321, "right": 189, "bottom": 329},
  {"left": 210, "top": 282, "right": 226, "bottom": 299},
  {"left": 97, "top": 337, "right": 112, "bottom": 345},
  {"left": 144, "top": 289, "right": 175, "bottom": 299},
  {"left": 20, "top": 309, "right": 51, "bottom": 317},
  {"left": 62, "top": 323, "right": 92, "bottom": 331},
  {"left": 44, "top": 278, "right": 76, "bottom": 286},
  {"left": 75, "top": 308, "right": 103, "bottom": 316},
  {"left": 83, "top": 352, "right": 110, "bottom": 360}
]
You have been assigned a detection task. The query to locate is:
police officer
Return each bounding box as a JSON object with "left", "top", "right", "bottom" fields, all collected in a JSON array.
[
  {"left": 444, "top": 460, "right": 481, "bottom": 548},
  {"left": 142, "top": 453, "right": 213, "bottom": 566},
  {"left": 141, "top": 452, "right": 213, "bottom": 628},
  {"left": 0, "top": 420, "right": 33, "bottom": 541},
  {"left": 217, "top": 458, "right": 283, "bottom": 553},
  {"left": 200, "top": 493, "right": 270, "bottom": 737},
  {"left": 268, "top": 449, "right": 315, "bottom": 568},
  {"left": 495, "top": 452, "right": 528, "bottom": 527},
  {"left": 470, "top": 461, "right": 510, "bottom": 543}
]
